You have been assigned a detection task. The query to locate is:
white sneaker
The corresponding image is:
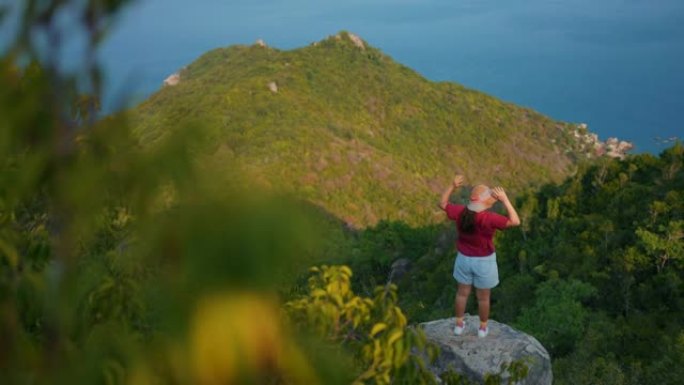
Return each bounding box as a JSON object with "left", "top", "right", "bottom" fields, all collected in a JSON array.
[
  {"left": 453, "top": 320, "right": 466, "bottom": 336},
  {"left": 478, "top": 326, "right": 489, "bottom": 338}
]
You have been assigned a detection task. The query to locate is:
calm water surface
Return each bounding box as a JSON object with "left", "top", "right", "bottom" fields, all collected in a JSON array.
[{"left": 4, "top": 0, "right": 684, "bottom": 153}]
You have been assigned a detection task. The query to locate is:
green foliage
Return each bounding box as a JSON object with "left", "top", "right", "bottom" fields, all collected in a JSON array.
[
  {"left": 483, "top": 359, "right": 530, "bottom": 385},
  {"left": 515, "top": 278, "right": 596, "bottom": 356},
  {"left": 285, "top": 265, "right": 439, "bottom": 385},
  {"left": 5, "top": 2, "right": 684, "bottom": 385},
  {"left": 492, "top": 145, "right": 684, "bottom": 383},
  {"left": 129, "top": 31, "right": 596, "bottom": 228},
  {"left": 636, "top": 220, "right": 684, "bottom": 272},
  {"left": 1, "top": 2, "right": 407, "bottom": 384},
  {"left": 439, "top": 370, "right": 476, "bottom": 385},
  {"left": 554, "top": 355, "right": 628, "bottom": 385},
  {"left": 439, "top": 359, "right": 529, "bottom": 385},
  {"left": 334, "top": 144, "right": 684, "bottom": 385}
]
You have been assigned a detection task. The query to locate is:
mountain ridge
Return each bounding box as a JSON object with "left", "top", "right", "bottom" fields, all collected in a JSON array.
[{"left": 130, "top": 31, "right": 628, "bottom": 227}]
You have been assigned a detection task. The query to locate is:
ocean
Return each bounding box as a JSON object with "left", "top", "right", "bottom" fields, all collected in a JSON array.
[{"left": 4, "top": 0, "right": 684, "bottom": 153}]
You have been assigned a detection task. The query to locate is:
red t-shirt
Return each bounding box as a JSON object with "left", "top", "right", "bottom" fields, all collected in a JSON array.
[{"left": 445, "top": 203, "right": 508, "bottom": 257}]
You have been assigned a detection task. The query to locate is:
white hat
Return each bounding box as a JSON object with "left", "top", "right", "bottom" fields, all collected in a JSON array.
[{"left": 466, "top": 185, "right": 494, "bottom": 212}]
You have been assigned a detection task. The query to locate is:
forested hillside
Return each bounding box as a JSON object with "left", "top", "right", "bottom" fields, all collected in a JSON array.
[
  {"left": 3, "top": 2, "right": 680, "bottom": 384},
  {"left": 500, "top": 145, "right": 684, "bottom": 384},
  {"left": 130, "top": 32, "right": 604, "bottom": 227},
  {"left": 345, "top": 145, "right": 684, "bottom": 384}
]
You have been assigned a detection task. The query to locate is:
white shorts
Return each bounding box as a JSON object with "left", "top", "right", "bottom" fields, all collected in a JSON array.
[{"left": 453, "top": 252, "right": 499, "bottom": 289}]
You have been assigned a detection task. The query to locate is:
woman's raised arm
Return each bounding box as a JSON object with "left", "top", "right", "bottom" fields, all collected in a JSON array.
[
  {"left": 439, "top": 175, "right": 465, "bottom": 210},
  {"left": 491, "top": 187, "right": 520, "bottom": 227}
]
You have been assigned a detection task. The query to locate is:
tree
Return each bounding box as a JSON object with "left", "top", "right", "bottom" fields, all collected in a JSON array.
[
  {"left": 285, "top": 265, "right": 439, "bottom": 385},
  {"left": 636, "top": 220, "right": 684, "bottom": 273},
  {"left": 515, "top": 278, "right": 596, "bottom": 356}
]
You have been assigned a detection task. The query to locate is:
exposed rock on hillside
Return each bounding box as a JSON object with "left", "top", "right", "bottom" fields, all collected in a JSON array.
[
  {"left": 163, "top": 73, "right": 181, "bottom": 87},
  {"left": 604, "top": 137, "right": 634, "bottom": 159},
  {"left": 325, "top": 32, "right": 366, "bottom": 49},
  {"left": 421, "top": 315, "right": 552, "bottom": 384},
  {"left": 570, "top": 123, "right": 633, "bottom": 159},
  {"left": 347, "top": 33, "right": 366, "bottom": 50},
  {"left": 388, "top": 258, "right": 411, "bottom": 282}
]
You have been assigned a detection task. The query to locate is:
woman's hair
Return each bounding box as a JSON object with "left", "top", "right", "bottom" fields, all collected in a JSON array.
[{"left": 459, "top": 208, "right": 477, "bottom": 234}]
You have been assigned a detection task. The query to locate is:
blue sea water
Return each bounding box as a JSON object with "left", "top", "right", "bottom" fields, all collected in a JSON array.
[{"left": 3, "top": 0, "right": 683, "bottom": 153}]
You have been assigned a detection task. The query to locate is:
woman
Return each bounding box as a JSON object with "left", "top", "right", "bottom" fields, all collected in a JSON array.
[{"left": 439, "top": 175, "right": 520, "bottom": 338}]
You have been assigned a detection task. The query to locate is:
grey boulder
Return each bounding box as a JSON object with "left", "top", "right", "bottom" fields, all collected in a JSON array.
[{"left": 420, "top": 315, "right": 552, "bottom": 384}]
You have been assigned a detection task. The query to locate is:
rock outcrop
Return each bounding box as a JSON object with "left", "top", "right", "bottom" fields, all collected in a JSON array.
[
  {"left": 163, "top": 73, "right": 181, "bottom": 87},
  {"left": 420, "top": 315, "right": 552, "bottom": 384},
  {"left": 570, "top": 123, "right": 633, "bottom": 159},
  {"left": 388, "top": 258, "right": 410, "bottom": 281},
  {"left": 347, "top": 33, "right": 366, "bottom": 50},
  {"left": 604, "top": 137, "right": 634, "bottom": 159},
  {"left": 323, "top": 32, "right": 366, "bottom": 50}
]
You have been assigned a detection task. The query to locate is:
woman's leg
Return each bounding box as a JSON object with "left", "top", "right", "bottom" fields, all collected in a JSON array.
[
  {"left": 455, "top": 283, "right": 472, "bottom": 319},
  {"left": 475, "top": 288, "right": 491, "bottom": 322}
]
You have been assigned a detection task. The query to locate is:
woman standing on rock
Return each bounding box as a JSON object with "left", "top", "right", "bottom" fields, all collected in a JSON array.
[{"left": 439, "top": 175, "right": 520, "bottom": 337}]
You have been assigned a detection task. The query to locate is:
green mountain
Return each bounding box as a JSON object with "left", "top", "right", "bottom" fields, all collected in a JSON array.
[{"left": 131, "top": 32, "right": 603, "bottom": 227}]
